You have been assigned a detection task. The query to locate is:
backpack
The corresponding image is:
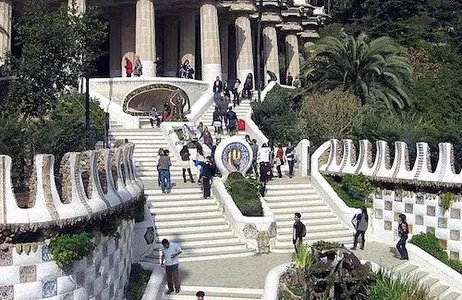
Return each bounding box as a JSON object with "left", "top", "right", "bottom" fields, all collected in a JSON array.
[{"left": 302, "top": 223, "right": 306, "bottom": 237}]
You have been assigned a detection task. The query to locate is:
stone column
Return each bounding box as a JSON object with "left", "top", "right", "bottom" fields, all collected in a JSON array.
[
  {"left": 68, "top": 0, "right": 85, "bottom": 13},
  {"left": 0, "top": 0, "right": 12, "bottom": 63},
  {"left": 285, "top": 33, "right": 300, "bottom": 79},
  {"left": 163, "top": 17, "right": 179, "bottom": 76},
  {"left": 135, "top": 0, "right": 156, "bottom": 77},
  {"left": 235, "top": 14, "right": 254, "bottom": 83},
  {"left": 121, "top": 5, "right": 136, "bottom": 60},
  {"left": 263, "top": 24, "right": 279, "bottom": 83},
  {"left": 219, "top": 19, "right": 229, "bottom": 80},
  {"left": 200, "top": 1, "right": 222, "bottom": 82},
  {"left": 180, "top": 10, "right": 196, "bottom": 70},
  {"left": 109, "top": 11, "right": 122, "bottom": 77}
]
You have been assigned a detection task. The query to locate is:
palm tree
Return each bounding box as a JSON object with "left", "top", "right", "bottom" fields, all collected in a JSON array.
[{"left": 301, "top": 32, "right": 413, "bottom": 113}]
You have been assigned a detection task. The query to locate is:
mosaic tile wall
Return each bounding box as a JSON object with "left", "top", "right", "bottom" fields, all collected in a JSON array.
[
  {"left": 373, "top": 189, "right": 462, "bottom": 260},
  {"left": 0, "top": 219, "right": 135, "bottom": 300}
]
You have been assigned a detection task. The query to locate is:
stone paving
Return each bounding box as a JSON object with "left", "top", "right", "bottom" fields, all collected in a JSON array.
[{"left": 176, "top": 241, "right": 405, "bottom": 289}]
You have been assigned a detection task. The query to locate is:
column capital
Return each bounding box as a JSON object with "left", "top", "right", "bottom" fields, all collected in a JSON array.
[{"left": 229, "top": 3, "right": 256, "bottom": 14}]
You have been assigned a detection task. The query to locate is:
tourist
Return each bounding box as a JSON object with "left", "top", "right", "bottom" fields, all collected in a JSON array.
[
  {"left": 243, "top": 73, "right": 253, "bottom": 99},
  {"left": 232, "top": 78, "right": 241, "bottom": 107},
  {"left": 197, "top": 156, "right": 215, "bottom": 199},
  {"left": 149, "top": 106, "right": 159, "bottom": 128},
  {"left": 250, "top": 139, "right": 259, "bottom": 176},
  {"left": 155, "top": 56, "right": 163, "bottom": 76},
  {"left": 212, "top": 107, "right": 223, "bottom": 135},
  {"left": 226, "top": 106, "right": 238, "bottom": 136},
  {"left": 351, "top": 207, "right": 369, "bottom": 250},
  {"left": 180, "top": 145, "right": 195, "bottom": 183},
  {"left": 124, "top": 57, "right": 133, "bottom": 77},
  {"left": 184, "top": 59, "right": 195, "bottom": 79},
  {"left": 275, "top": 144, "right": 285, "bottom": 178},
  {"left": 197, "top": 122, "right": 204, "bottom": 138},
  {"left": 285, "top": 142, "right": 296, "bottom": 178},
  {"left": 293, "top": 212, "right": 306, "bottom": 253},
  {"left": 156, "top": 148, "right": 164, "bottom": 187},
  {"left": 134, "top": 55, "right": 143, "bottom": 77},
  {"left": 196, "top": 291, "right": 205, "bottom": 300},
  {"left": 161, "top": 238, "right": 182, "bottom": 294},
  {"left": 202, "top": 126, "right": 213, "bottom": 152},
  {"left": 287, "top": 72, "right": 294, "bottom": 86},
  {"left": 396, "top": 214, "right": 409, "bottom": 260},
  {"left": 162, "top": 102, "right": 171, "bottom": 122},
  {"left": 212, "top": 76, "right": 223, "bottom": 105},
  {"left": 223, "top": 80, "right": 231, "bottom": 101},
  {"left": 257, "top": 143, "right": 271, "bottom": 186},
  {"left": 218, "top": 98, "right": 229, "bottom": 128},
  {"left": 157, "top": 149, "right": 172, "bottom": 193},
  {"left": 268, "top": 140, "right": 275, "bottom": 179}
]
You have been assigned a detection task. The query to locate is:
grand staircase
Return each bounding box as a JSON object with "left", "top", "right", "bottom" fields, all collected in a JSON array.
[
  {"left": 163, "top": 286, "right": 262, "bottom": 300},
  {"left": 264, "top": 178, "right": 354, "bottom": 252},
  {"left": 109, "top": 127, "right": 254, "bottom": 262}
]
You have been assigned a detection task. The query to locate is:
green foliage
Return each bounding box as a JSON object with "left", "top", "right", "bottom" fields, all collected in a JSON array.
[
  {"left": 410, "top": 232, "right": 448, "bottom": 262},
  {"left": 326, "top": 177, "right": 372, "bottom": 208},
  {"left": 125, "top": 263, "right": 152, "bottom": 300},
  {"left": 100, "top": 214, "right": 122, "bottom": 238},
  {"left": 251, "top": 85, "right": 303, "bottom": 144},
  {"left": 49, "top": 233, "right": 96, "bottom": 267},
  {"left": 291, "top": 244, "right": 315, "bottom": 271},
  {"left": 134, "top": 193, "right": 147, "bottom": 223},
  {"left": 1, "top": 0, "right": 107, "bottom": 117},
  {"left": 367, "top": 268, "right": 434, "bottom": 300},
  {"left": 342, "top": 174, "right": 375, "bottom": 198},
  {"left": 226, "top": 176, "right": 263, "bottom": 217},
  {"left": 311, "top": 240, "right": 341, "bottom": 251},
  {"left": 245, "top": 174, "right": 266, "bottom": 197},
  {"left": 441, "top": 193, "right": 456, "bottom": 214},
  {"left": 301, "top": 32, "right": 414, "bottom": 113}
]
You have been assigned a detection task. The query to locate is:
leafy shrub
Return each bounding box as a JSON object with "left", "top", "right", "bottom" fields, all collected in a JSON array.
[
  {"left": 410, "top": 232, "right": 448, "bottom": 262},
  {"left": 226, "top": 176, "right": 263, "bottom": 217},
  {"left": 134, "top": 193, "right": 147, "bottom": 223},
  {"left": 101, "top": 214, "right": 122, "bottom": 237},
  {"left": 49, "top": 233, "right": 96, "bottom": 267},
  {"left": 367, "top": 268, "right": 434, "bottom": 300},
  {"left": 291, "top": 244, "right": 315, "bottom": 271},
  {"left": 441, "top": 192, "right": 455, "bottom": 214},
  {"left": 125, "top": 263, "right": 152, "bottom": 300},
  {"left": 311, "top": 240, "right": 341, "bottom": 251},
  {"left": 326, "top": 177, "right": 371, "bottom": 208},
  {"left": 245, "top": 174, "right": 266, "bottom": 196},
  {"left": 342, "top": 174, "right": 375, "bottom": 198}
]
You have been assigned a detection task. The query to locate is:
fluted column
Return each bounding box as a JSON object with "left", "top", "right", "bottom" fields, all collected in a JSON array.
[
  {"left": 285, "top": 34, "right": 300, "bottom": 79},
  {"left": 200, "top": 1, "right": 222, "bottom": 82},
  {"left": 235, "top": 14, "right": 254, "bottom": 83},
  {"left": 263, "top": 25, "right": 279, "bottom": 83},
  {"left": 164, "top": 17, "right": 179, "bottom": 76},
  {"left": 0, "top": 0, "right": 12, "bottom": 63},
  {"left": 135, "top": 0, "right": 156, "bottom": 77},
  {"left": 109, "top": 11, "right": 122, "bottom": 77},
  {"left": 121, "top": 5, "right": 136, "bottom": 76},
  {"left": 180, "top": 10, "right": 196, "bottom": 70},
  {"left": 68, "top": 0, "right": 85, "bottom": 13},
  {"left": 219, "top": 19, "right": 229, "bottom": 80}
]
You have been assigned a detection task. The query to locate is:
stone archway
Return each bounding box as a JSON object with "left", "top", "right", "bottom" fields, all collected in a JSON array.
[{"left": 123, "top": 83, "right": 191, "bottom": 120}]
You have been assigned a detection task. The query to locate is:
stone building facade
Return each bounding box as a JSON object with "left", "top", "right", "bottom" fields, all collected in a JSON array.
[{"left": 0, "top": 0, "right": 327, "bottom": 83}]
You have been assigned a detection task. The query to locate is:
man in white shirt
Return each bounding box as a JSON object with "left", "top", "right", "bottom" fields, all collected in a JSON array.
[
  {"left": 257, "top": 143, "right": 271, "bottom": 184},
  {"left": 161, "top": 239, "right": 182, "bottom": 294}
]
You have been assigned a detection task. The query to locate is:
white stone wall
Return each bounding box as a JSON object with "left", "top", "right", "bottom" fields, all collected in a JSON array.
[{"left": 0, "top": 219, "right": 135, "bottom": 300}]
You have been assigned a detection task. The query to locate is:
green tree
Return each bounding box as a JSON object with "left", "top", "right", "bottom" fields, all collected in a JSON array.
[
  {"left": 2, "top": 0, "right": 107, "bottom": 117},
  {"left": 301, "top": 32, "right": 414, "bottom": 113}
]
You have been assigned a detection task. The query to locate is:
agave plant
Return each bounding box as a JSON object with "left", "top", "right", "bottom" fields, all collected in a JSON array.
[
  {"left": 301, "top": 32, "right": 414, "bottom": 113},
  {"left": 292, "top": 243, "right": 315, "bottom": 271}
]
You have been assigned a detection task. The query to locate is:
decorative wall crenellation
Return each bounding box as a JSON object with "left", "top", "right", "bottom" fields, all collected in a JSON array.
[
  {"left": 320, "top": 139, "right": 462, "bottom": 187},
  {"left": 0, "top": 143, "right": 143, "bottom": 234}
]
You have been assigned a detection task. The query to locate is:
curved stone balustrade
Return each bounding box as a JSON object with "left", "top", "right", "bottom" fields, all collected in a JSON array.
[
  {"left": 0, "top": 143, "right": 143, "bottom": 231},
  {"left": 319, "top": 139, "right": 462, "bottom": 186}
]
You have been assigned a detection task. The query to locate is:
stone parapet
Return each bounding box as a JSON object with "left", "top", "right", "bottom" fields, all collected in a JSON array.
[{"left": 0, "top": 144, "right": 142, "bottom": 233}]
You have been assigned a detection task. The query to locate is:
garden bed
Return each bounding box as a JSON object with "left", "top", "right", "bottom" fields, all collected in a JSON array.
[
  {"left": 125, "top": 263, "right": 152, "bottom": 300},
  {"left": 225, "top": 172, "right": 264, "bottom": 217},
  {"left": 324, "top": 174, "right": 373, "bottom": 208}
]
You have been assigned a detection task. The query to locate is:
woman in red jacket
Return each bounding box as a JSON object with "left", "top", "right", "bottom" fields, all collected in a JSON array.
[
  {"left": 275, "top": 144, "right": 285, "bottom": 178},
  {"left": 124, "top": 57, "right": 133, "bottom": 77}
]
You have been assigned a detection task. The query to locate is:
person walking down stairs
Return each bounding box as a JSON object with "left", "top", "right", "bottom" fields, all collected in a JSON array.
[
  {"left": 157, "top": 149, "right": 172, "bottom": 193},
  {"left": 275, "top": 144, "right": 285, "bottom": 178},
  {"left": 226, "top": 107, "right": 238, "bottom": 136},
  {"left": 293, "top": 212, "right": 306, "bottom": 253},
  {"left": 194, "top": 156, "right": 215, "bottom": 199},
  {"left": 396, "top": 214, "right": 409, "bottom": 260},
  {"left": 180, "top": 145, "right": 195, "bottom": 183},
  {"left": 161, "top": 239, "right": 182, "bottom": 295},
  {"left": 285, "top": 142, "right": 296, "bottom": 178},
  {"left": 350, "top": 207, "right": 369, "bottom": 250}
]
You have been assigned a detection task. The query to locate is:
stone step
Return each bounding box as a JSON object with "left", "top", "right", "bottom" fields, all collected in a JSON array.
[
  {"left": 152, "top": 217, "right": 229, "bottom": 228},
  {"left": 156, "top": 224, "right": 231, "bottom": 236},
  {"left": 153, "top": 238, "right": 243, "bottom": 249},
  {"left": 264, "top": 189, "right": 317, "bottom": 197},
  {"left": 151, "top": 204, "right": 219, "bottom": 215},
  {"left": 266, "top": 184, "right": 313, "bottom": 191},
  {"left": 430, "top": 285, "right": 451, "bottom": 298},
  {"left": 147, "top": 245, "right": 253, "bottom": 259},
  {"left": 397, "top": 264, "right": 419, "bottom": 275},
  {"left": 162, "top": 286, "right": 262, "bottom": 300},
  {"left": 146, "top": 187, "right": 202, "bottom": 195},
  {"left": 149, "top": 198, "right": 215, "bottom": 208},
  {"left": 267, "top": 199, "right": 325, "bottom": 208},
  {"left": 413, "top": 271, "right": 429, "bottom": 281},
  {"left": 275, "top": 211, "right": 337, "bottom": 221},
  {"left": 270, "top": 206, "right": 331, "bottom": 215},
  {"left": 440, "top": 291, "right": 461, "bottom": 300},
  {"left": 276, "top": 218, "right": 343, "bottom": 227},
  {"left": 145, "top": 250, "right": 254, "bottom": 263},
  {"left": 264, "top": 195, "right": 321, "bottom": 202},
  {"left": 277, "top": 223, "right": 349, "bottom": 234},
  {"left": 155, "top": 231, "right": 236, "bottom": 242},
  {"left": 152, "top": 210, "right": 223, "bottom": 221},
  {"left": 422, "top": 278, "right": 439, "bottom": 288}
]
